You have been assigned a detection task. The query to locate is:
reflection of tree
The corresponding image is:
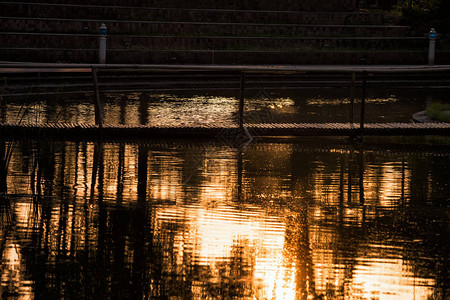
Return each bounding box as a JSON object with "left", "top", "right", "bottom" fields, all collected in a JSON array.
[
  {"left": 283, "top": 206, "right": 316, "bottom": 299},
  {"left": 429, "top": 157, "right": 450, "bottom": 207},
  {"left": 130, "top": 145, "right": 149, "bottom": 298},
  {"left": 203, "top": 239, "right": 256, "bottom": 299},
  {"left": 0, "top": 141, "right": 7, "bottom": 194},
  {"left": 0, "top": 140, "right": 448, "bottom": 299},
  {"left": 0, "top": 198, "right": 17, "bottom": 298}
]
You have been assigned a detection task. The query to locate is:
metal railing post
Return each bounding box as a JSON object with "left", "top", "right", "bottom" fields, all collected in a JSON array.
[
  {"left": 360, "top": 71, "right": 367, "bottom": 136},
  {"left": 350, "top": 72, "right": 355, "bottom": 124},
  {"left": 99, "top": 23, "right": 107, "bottom": 64},
  {"left": 239, "top": 72, "right": 245, "bottom": 130},
  {"left": 92, "top": 67, "right": 103, "bottom": 128},
  {"left": 428, "top": 28, "right": 437, "bottom": 66}
]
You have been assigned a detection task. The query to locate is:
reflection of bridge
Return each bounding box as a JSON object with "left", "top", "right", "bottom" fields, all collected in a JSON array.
[{"left": 2, "top": 63, "right": 450, "bottom": 139}]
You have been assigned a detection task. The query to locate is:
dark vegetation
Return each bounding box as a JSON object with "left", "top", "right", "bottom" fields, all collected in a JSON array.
[
  {"left": 394, "top": 0, "right": 450, "bottom": 33},
  {"left": 361, "top": 0, "right": 449, "bottom": 49},
  {"left": 361, "top": 1, "right": 449, "bottom": 33},
  {"left": 426, "top": 102, "right": 450, "bottom": 123}
]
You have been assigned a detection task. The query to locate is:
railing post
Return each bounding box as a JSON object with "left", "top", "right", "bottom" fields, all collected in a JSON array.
[
  {"left": 92, "top": 67, "right": 104, "bottom": 128},
  {"left": 239, "top": 72, "right": 245, "bottom": 130},
  {"left": 428, "top": 28, "right": 437, "bottom": 66},
  {"left": 350, "top": 72, "right": 355, "bottom": 124},
  {"left": 99, "top": 23, "right": 107, "bottom": 64},
  {"left": 360, "top": 71, "right": 367, "bottom": 136}
]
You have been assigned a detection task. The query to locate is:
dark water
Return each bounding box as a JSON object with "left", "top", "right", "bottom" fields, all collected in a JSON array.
[
  {"left": 0, "top": 88, "right": 449, "bottom": 299},
  {"left": 2, "top": 87, "right": 449, "bottom": 126}
]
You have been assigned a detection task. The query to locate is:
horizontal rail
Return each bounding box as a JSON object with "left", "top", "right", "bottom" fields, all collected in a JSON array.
[
  {"left": 0, "top": 1, "right": 387, "bottom": 14},
  {"left": 2, "top": 63, "right": 450, "bottom": 74}
]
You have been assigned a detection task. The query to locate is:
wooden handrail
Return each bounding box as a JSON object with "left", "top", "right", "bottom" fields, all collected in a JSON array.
[{"left": 1, "top": 63, "right": 450, "bottom": 74}]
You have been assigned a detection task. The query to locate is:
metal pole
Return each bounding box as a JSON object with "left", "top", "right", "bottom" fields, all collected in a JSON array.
[
  {"left": 428, "top": 28, "right": 437, "bottom": 66},
  {"left": 239, "top": 72, "right": 245, "bottom": 130},
  {"left": 92, "top": 67, "right": 103, "bottom": 128},
  {"left": 350, "top": 72, "right": 355, "bottom": 124},
  {"left": 360, "top": 71, "right": 366, "bottom": 135},
  {"left": 428, "top": 41, "right": 436, "bottom": 65},
  {"left": 99, "top": 23, "right": 107, "bottom": 64}
]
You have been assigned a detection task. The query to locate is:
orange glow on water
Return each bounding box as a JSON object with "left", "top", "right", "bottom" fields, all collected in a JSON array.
[{"left": 0, "top": 140, "right": 446, "bottom": 299}]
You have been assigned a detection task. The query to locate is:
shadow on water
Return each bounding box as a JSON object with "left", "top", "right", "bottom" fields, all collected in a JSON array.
[{"left": 0, "top": 137, "right": 447, "bottom": 299}]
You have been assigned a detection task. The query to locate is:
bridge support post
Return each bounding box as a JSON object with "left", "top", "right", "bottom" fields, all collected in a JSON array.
[
  {"left": 359, "top": 71, "right": 367, "bottom": 137},
  {"left": 239, "top": 72, "right": 245, "bottom": 130},
  {"left": 92, "top": 68, "right": 104, "bottom": 128},
  {"left": 350, "top": 72, "right": 355, "bottom": 123}
]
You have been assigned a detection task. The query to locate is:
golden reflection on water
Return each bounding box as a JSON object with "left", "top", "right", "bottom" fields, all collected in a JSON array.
[
  {"left": 0, "top": 141, "right": 446, "bottom": 299},
  {"left": 4, "top": 92, "right": 297, "bottom": 126},
  {"left": 352, "top": 256, "right": 435, "bottom": 299},
  {"left": 306, "top": 96, "right": 400, "bottom": 106},
  {"left": 157, "top": 204, "right": 292, "bottom": 299}
]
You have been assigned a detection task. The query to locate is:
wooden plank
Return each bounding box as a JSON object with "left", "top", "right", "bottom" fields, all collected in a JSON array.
[{"left": 2, "top": 122, "right": 450, "bottom": 138}]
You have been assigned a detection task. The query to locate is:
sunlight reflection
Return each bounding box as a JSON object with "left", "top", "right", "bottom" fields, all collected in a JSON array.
[
  {"left": 352, "top": 257, "right": 435, "bottom": 299},
  {"left": 156, "top": 204, "right": 295, "bottom": 298},
  {"left": 1, "top": 140, "right": 447, "bottom": 299}
]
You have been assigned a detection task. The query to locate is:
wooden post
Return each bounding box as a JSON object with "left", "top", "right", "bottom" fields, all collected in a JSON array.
[
  {"left": 239, "top": 72, "right": 245, "bottom": 130},
  {"left": 92, "top": 68, "right": 103, "bottom": 128},
  {"left": 350, "top": 72, "right": 355, "bottom": 124},
  {"left": 360, "top": 71, "right": 367, "bottom": 135}
]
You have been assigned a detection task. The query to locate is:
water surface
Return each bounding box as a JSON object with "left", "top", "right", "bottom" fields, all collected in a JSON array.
[
  {"left": 0, "top": 139, "right": 448, "bottom": 299},
  {"left": 0, "top": 87, "right": 449, "bottom": 299},
  {"left": 2, "top": 88, "right": 449, "bottom": 126}
]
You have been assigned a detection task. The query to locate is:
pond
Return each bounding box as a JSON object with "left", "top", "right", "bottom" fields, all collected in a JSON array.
[
  {"left": 0, "top": 88, "right": 449, "bottom": 299},
  {"left": 2, "top": 87, "right": 449, "bottom": 126}
]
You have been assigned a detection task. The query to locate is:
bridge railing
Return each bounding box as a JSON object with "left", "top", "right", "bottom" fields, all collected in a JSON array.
[{"left": 1, "top": 63, "right": 450, "bottom": 134}]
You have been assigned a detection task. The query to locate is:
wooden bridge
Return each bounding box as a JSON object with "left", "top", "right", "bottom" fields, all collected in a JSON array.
[
  {"left": 1, "top": 122, "right": 450, "bottom": 140},
  {"left": 1, "top": 63, "right": 450, "bottom": 140}
]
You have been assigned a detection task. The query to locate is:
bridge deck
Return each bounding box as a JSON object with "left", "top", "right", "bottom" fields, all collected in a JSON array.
[{"left": 1, "top": 122, "right": 450, "bottom": 139}]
